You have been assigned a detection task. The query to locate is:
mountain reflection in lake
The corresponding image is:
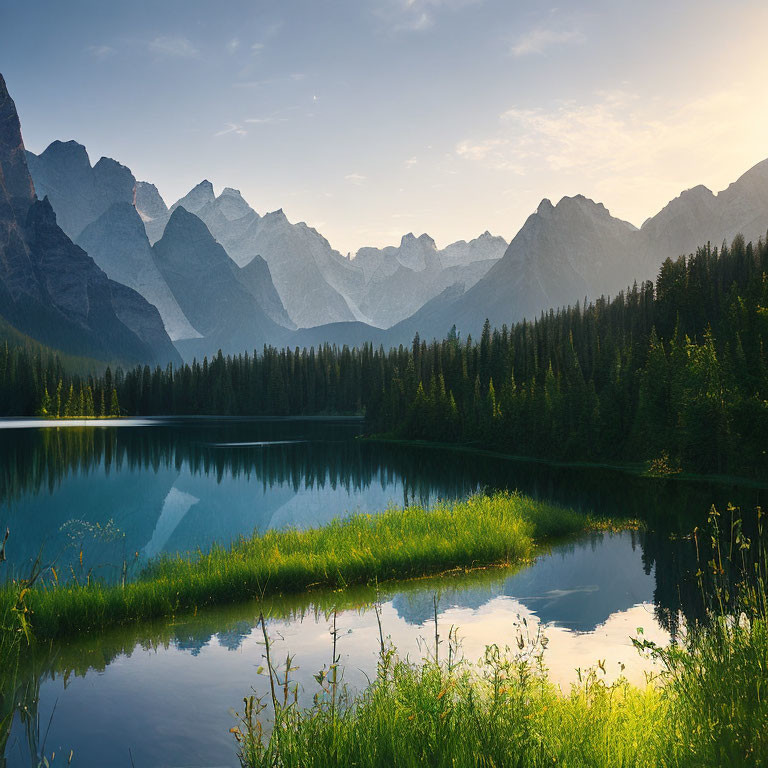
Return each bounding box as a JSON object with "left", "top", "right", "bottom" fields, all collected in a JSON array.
[
  {"left": 2, "top": 418, "right": 766, "bottom": 768},
  {"left": 8, "top": 532, "right": 667, "bottom": 768}
]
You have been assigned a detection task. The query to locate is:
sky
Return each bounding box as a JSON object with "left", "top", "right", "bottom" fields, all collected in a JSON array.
[{"left": 2, "top": 0, "right": 768, "bottom": 255}]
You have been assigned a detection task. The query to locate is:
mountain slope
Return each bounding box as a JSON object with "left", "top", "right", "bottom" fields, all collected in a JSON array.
[
  {"left": 26, "top": 141, "right": 135, "bottom": 240},
  {"left": 27, "top": 140, "right": 202, "bottom": 343},
  {"left": 152, "top": 207, "right": 289, "bottom": 360},
  {"left": 351, "top": 232, "right": 504, "bottom": 328},
  {"left": 76, "top": 202, "right": 202, "bottom": 341},
  {"left": 0, "top": 73, "right": 180, "bottom": 366},
  {"left": 387, "top": 167, "right": 768, "bottom": 345}
]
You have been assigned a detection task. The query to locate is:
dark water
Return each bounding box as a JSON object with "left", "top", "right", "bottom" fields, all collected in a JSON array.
[{"left": 2, "top": 418, "right": 766, "bottom": 767}]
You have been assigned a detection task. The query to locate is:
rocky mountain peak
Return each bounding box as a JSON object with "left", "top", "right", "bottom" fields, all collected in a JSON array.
[
  {"left": 264, "top": 208, "right": 287, "bottom": 222},
  {"left": 213, "top": 186, "right": 256, "bottom": 222},
  {"left": 135, "top": 181, "right": 168, "bottom": 220},
  {"left": 0, "top": 73, "right": 36, "bottom": 213},
  {"left": 38, "top": 139, "right": 90, "bottom": 167},
  {"left": 400, "top": 232, "right": 437, "bottom": 249},
  {"left": 164, "top": 205, "right": 209, "bottom": 239},
  {"left": 170, "top": 180, "right": 216, "bottom": 215}
]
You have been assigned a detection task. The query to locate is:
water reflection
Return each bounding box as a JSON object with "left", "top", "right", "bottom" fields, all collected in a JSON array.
[
  {"left": 1, "top": 418, "right": 765, "bottom": 586},
  {"left": 2, "top": 419, "right": 767, "bottom": 767},
  {"left": 7, "top": 532, "right": 668, "bottom": 768}
]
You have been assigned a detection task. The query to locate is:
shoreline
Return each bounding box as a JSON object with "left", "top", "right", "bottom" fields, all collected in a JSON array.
[{"left": 362, "top": 435, "right": 768, "bottom": 490}]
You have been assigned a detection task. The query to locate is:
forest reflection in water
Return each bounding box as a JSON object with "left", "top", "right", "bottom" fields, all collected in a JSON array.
[{"left": 2, "top": 418, "right": 767, "bottom": 767}]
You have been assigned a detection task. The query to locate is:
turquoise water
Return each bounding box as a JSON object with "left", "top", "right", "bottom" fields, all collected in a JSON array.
[{"left": 2, "top": 417, "right": 765, "bottom": 767}]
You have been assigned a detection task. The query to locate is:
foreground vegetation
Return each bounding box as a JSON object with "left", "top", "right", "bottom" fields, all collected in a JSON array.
[
  {"left": 229, "top": 504, "right": 767, "bottom": 767},
  {"left": 0, "top": 492, "right": 596, "bottom": 641}
]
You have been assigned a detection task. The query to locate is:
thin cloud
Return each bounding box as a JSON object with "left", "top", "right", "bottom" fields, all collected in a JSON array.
[
  {"left": 233, "top": 73, "right": 306, "bottom": 89},
  {"left": 227, "top": 38, "right": 240, "bottom": 53},
  {"left": 344, "top": 173, "right": 367, "bottom": 185},
  {"left": 87, "top": 45, "right": 115, "bottom": 59},
  {"left": 455, "top": 83, "right": 768, "bottom": 223},
  {"left": 149, "top": 35, "right": 199, "bottom": 59},
  {"left": 215, "top": 123, "right": 247, "bottom": 137},
  {"left": 377, "top": 0, "right": 482, "bottom": 33},
  {"left": 244, "top": 115, "right": 289, "bottom": 125},
  {"left": 510, "top": 26, "right": 583, "bottom": 57},
  {"left": 405, "top": 156, "right": 418, "bottom": 168}
]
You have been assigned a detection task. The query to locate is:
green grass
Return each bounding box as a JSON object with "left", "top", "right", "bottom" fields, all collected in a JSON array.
[
  {"left": 233, "top": 618, "right": 768, "bottom": 767},
  {"left": 0, "top": 579, "right": 29, "bottom": 756},
  {"left": 229, "top": 505, "right": 768, "bottom": 767},
  {"left": 0, "top": 492, "right": 608, "bottom": 641}
]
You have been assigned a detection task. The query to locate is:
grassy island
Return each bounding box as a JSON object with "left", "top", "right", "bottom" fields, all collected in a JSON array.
[{"left": 0, "top": 492, "right": 618, "bottom": 641}]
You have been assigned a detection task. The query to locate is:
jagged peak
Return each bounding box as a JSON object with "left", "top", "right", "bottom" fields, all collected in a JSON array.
[
  {"left": 536, "top": 198, "right": 554, "bottom": 215},
  {"left": 400, "top": 232, "right": 436, "bottom": 248},
  {"left": 264, "top": 208, "right": 287, "bottom": 221},
  {"left": 718, "top": 157, "right": 768, "bottom": 197},
  {"left": 683, "top": 183, "right": 714, "bottom": 198},
  {"left": 220, "top": 186, "right": 243, "bottom": 198},
  {"left": 556, "top": 193, "right": 605, "bottom": 210},
  {"left": 191, "top": 179, "right": 214, "bottom": 195},
  {"left": 93, "top": 155, "right": 130, "bottom": 173},
  {"left": 166, "top": 204, "right": 208, "bottom": 231},
  {"left": 38, "top": 139, "right": 91, "bottom": 167}
]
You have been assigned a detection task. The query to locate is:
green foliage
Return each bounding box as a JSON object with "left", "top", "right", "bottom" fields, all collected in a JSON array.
[
  {"left": 229, "top": 503, "right": 768, "bottom": 767},
  {"left": 0, "top": 493, "right": 589, "bottom": 641},
  {"left": 235, "top": 650, "right": 669, "bottom": 768},
  {"left": 4, "top": 234, "right": 768, "bottom": 475}
]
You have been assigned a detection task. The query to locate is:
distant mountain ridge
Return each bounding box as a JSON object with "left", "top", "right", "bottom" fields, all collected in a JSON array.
[
  {"left": 27, "top": 144, "right": 293, "bottom": 354},
  {"left": 152, "top": 207, "right": 290, "bottom": 361},
  {"left": 9, "top": 66, "right": 768, "bottom": 363},
  {"left": 0, "top": 73, "right": 180, "bottom": 366},
  {"left": 136, "top": 180, "right": 507, "bottom": 330}
]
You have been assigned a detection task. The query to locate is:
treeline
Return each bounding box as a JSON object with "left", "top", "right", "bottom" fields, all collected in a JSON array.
[
  {"left": 0, "top": 345, "right": 121, "bottom": 418},
  {"left": 380, "top": 234, "right": 768, "bottom": 477},
  {"left": 2, "top": 234, "right": 767, "bottom": 476}
]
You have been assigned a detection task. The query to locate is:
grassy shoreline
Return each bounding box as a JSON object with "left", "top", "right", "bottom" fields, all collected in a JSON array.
[
  {"left": 0, "top": 492, "right": 619, "bottom": 642},
  {"left": 234, "top": 615, "right": 768, "bottom": 767}
]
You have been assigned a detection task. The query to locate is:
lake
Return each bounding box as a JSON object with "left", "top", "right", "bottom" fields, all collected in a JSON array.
[{"left": 2, "top": 418, "right": 766, "bottom": 767}]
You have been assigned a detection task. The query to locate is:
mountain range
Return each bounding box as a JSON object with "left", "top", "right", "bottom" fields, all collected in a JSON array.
[
  {"left": 0, "top": 74, "right": 179, "bottom": 367},
  {"left": 3, "top": 70, "right": 767, "bottom": 366}
]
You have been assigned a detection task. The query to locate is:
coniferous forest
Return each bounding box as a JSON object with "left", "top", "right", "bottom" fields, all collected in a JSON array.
[{"left": 2, "top": 234, "right": 767, "bottom": 477}]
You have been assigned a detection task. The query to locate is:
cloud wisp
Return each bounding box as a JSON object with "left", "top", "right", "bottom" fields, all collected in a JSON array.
[
  {"left": 510, "top": 25, "right": 584, "bottom": 57},
  {"left": 148, "top": 35, "right": 199, "bottom": 59},
  {"left": 455, "top": 81, "right": 768, "bottom": 224},
  {"left": 86, "top": 44, "right": 115, "bottom": 59},
  {"left": 215, "top": 123, "right": 248, "bottom": 138},
  {"left": 377, "top": 0, "right": 482, "bottom": 33}
]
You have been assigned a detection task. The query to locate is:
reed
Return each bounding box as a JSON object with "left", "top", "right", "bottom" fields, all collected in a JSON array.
[
  {"left": 232, "top": 504, "right": 768, "bottom": 768},
  {"left": 0, "top": 492, "right": 603, "bottom": 641}
]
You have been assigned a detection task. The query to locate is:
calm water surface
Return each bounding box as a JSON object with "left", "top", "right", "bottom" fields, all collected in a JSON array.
[{"left": 2, "top": 418, "right": 765, "bottom": 767}]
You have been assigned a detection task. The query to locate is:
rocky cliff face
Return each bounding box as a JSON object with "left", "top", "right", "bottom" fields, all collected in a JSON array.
[
  {"left": 234, "top": 254, "right": 295, "bottom": 330},
  {"left": 153, "top": 207, "right": 289, "bottom": 359},
  {"left": 134, "top": 180, "right": 169, "bottom": 243},
  {"left": 26, "top": 141, "right": 135, "bottom": 240},
  {"left": 439, "top": 231, "right": 508, "bottom": 268},
  {"left": 350, "top": 231, "right": 504, "bottom": 328},
  {"left": 192, "top": 197, "right": 359, "bottom": 329},
  {"left": 27, "top": 139, "right": 204, "bottom": 344},
  {"left": 76, "top": 202, "right": 201, "bottom": 341},
  {"left": 0, "top": 73, "right": 180, "bottom": 366}
]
